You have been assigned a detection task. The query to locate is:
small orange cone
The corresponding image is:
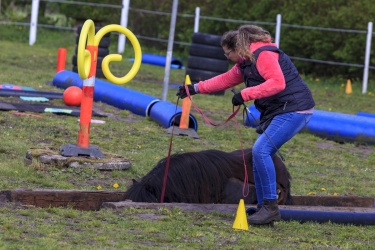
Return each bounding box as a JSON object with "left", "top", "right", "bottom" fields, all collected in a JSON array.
[
  {"left": 179, "top": 75, "right": 192, "bottom": 129},
  {"left": 345, "top": 79, "right": 352, "bottom": 94},
  {"left": 232, "top": 199, "right": 249, "bottom": 231}
]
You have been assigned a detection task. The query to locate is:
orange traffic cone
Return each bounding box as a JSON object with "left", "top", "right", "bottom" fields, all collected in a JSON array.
[
  {"left": 345, "top": 79, "right": 352, "bottom": 94},
  {"left": 232, "top": 199, "right": 249, "bottom": 231},
  {"left": 179, "top": 75, "right": 193, "bottom": 129},
  {"left": 166, "top": 74, "right": 199, "bottom": 138}
]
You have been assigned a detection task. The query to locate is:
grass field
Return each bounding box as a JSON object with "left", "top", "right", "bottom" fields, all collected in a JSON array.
[{"left": 0, "top": 25, "right": 374, "bottom": 249}]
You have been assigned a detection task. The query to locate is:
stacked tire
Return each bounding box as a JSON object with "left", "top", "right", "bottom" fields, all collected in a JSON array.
[
  {"left": 186, "top": 33, "right": 229, "bottom": 95},
  {"left": 72, "top": 25, "right": 111, "bottom": 79}
]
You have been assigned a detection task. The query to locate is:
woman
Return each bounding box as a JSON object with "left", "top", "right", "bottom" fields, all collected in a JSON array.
[{"left": 177, "top": 25, "right": 315, "bottom": 225}]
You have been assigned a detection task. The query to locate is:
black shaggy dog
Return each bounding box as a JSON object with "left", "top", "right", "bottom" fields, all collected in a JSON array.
[{"left": 124, "top": 148, "right": 293, "bottom": 205}]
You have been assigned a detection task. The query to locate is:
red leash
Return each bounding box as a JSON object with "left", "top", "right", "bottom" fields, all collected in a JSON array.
[
  {"left": 231, "top": 107, "right": 250, "bottom": 198},
  {"left": 160, "top": 98, "right": 179, "bottom": 203},
  {"left": 160, "top": 86, "right": 249, "bottom": 203},
  {"left": 189, "top": 94, "right": 241, "bottom": 127}
]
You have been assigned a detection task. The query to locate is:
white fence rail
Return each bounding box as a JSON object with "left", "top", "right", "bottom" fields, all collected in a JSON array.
[{"left": 1, "top": 0, "right": 374, "bottom": 93}]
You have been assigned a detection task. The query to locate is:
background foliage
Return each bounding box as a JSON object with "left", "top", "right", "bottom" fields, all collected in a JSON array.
[{"left": 1, "top": 0, "right": 375, "bottom": 80}]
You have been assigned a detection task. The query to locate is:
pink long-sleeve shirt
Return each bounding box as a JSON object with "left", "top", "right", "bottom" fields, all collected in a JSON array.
[{"left": 197, "top": 42, "right": 286, "bottom": 102}]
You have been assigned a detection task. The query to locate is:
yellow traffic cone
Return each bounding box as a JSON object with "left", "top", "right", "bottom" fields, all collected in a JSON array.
[
  {"left": 345, "top": 79, "right": 352, "bottom": 94},
  {"left": 232, "top": 199, "right": 249, "bottom": 231}
]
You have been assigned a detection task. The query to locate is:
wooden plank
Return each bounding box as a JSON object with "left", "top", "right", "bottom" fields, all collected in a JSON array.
[
  {"left": 103, "top": 201, "right": 239, "bottom": 214},
  {"left": 1, "top": 189, "right": 374, "bottom": 211},
  {"left": 7, "top": 189, "right": 126, "bottom": 211}
]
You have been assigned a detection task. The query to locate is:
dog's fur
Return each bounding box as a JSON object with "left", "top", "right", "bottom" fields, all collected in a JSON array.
[{"left": 124, "top": 148, "right": 293, "bottom": 205}]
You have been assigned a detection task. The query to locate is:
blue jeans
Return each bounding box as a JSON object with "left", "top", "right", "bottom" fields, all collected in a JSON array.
[{"left": 252, "top": 112, "right": 312, "bottom": 204}]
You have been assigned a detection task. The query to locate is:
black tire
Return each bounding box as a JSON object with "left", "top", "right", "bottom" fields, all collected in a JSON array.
[
  {"left": 189, "top": 44, "right": 226, "bottom": 60},
  {"left": 72, "top": 66, "right": 105, "bottom": 79},
  {"left": 98, "top": 47, "right": 109, "bottom": 57},
  {"left": 76, "top": 25, "right": 111, "bottom": 38},
  {"left": 74, "top": 46, "right": 109, "bottom": 57},
  {"left": 192, "top": 32, "right": 223, "bottom": 47},
  {"left": 186, "top": 68, "right": 226, "bottom": 96},
  {"left": 95, "top": 68, "right": 105, "bottom": 79},
  {"left": 187, "top": 56, "right": 228, "bottom": 72},
  {"left": 72, "top": 55, "right": 104, "bottom": 68},
  {"left": 75, "top": 35, "right": 110, "bottom": 48},
  {"left": 98, "top": 36, "right": 110, "bottom": 48},
  {"left": 186, "top": 68, "right": 223, "bottom": 82}
]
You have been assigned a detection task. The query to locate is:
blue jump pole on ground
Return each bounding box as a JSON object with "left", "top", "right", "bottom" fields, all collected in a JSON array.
[
  {"left": 53, "top": 70, "right": 159, "bottom": 116},
  {"left": 149, "top": 100, "right": 198, "bottom": 131},
  {"left": 52, "top": 70, "right": 198, "bottom": 130},
  {"left": 244, "top": 105, "right": 375, "bottom": 144},
  {"left": 132, "top": 54, "right": 184, "bottom": 69},
  {"left": 280, "top": 209, "right": 375, "bottom": 225},
  {"left": 357, "top": 111, "right": 375, "bottom": 119}
]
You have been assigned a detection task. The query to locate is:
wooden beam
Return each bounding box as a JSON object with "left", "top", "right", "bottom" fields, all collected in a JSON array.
[
  {"left": 3, "top": 189, "right": 126, "bottom": 211},
  {"left": 1, "top": 189, "right": 374, "bottom": 211}
]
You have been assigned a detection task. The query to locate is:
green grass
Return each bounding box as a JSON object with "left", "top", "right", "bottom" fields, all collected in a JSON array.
[{"left": 0, "top": 24, "right": 374, "bottom": 249}]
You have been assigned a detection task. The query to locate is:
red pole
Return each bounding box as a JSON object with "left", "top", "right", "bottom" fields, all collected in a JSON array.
[
  {"left": 56, "top": 48, "right": 66, "bottom": 73},
  {"left": 77, "top": 45, "right": 98, "bottom": 148}
]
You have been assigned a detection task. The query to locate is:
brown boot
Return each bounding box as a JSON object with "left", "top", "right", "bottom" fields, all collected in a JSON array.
[
  {"left": 248, "top": 199, "right": 281, "bottom": 225},
  {"left": 246, "top": 204, "right": 262, "bottom": 216}
]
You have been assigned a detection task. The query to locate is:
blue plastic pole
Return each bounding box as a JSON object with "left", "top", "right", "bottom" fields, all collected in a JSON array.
[{"left": 52, "top": 70, "right": 198, "bottom": 130}]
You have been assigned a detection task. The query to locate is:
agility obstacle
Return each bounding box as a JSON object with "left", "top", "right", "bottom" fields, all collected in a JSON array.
[
  {"left": 279, "top": 208, "right": 375, "bottom": 226},
  {"left": 58, "top": 19, "right": 142, "bottom": 158},
  {"left": 165, "top": 75, "right": 200, "bottom": 138},
  {"left": 52, "top": 70, "right": 198, "bottom": 131},
  {"left": 245, "top": 105, "right": 375, "bottom": 144},
  {"left": 4, "top": 188, "right": 374, "bottom": 225},
  {"left": 130, "top": 53, "right": 184, "bottom": 69},
  {"left": 56, "top": 48, "right": 66, "bottom": 73},
  {"left": 357, "top": 111, "right": 375, "bottom": 119}
]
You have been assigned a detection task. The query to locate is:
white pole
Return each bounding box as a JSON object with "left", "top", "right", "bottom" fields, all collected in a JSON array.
[
  {"left": 29, "top": 0, "right": 40, "bottom": 45},
  {"left": 275, "top": 14, "right": 281, "bottom": 47},
  {"left": 362, "top": 21, "right": 373, "bottom": 94},
  {"left": 118, "top": 0, "right": 130, "bottom": 54},
  {"left": 161, "top": 0, "right": 178, "bottom": 101},
  {"left": 194, "top": 7, "right": 200, "bottom": 33}
]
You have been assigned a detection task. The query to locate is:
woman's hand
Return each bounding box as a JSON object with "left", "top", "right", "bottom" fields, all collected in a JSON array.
[{"left": 176, "top": 84, "right": 196, "bottom": 99}]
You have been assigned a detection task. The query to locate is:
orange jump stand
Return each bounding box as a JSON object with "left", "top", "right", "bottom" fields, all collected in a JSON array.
[
  {"left": 166, "top": 75, "right": 199, "bottom": 138},
  {"left": 60, "top": 19, "right": 142, "bottom": 158}
]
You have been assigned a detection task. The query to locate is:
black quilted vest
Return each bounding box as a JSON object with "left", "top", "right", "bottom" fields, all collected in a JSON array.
[{"left": 239, "top": 45, "right": 315, "bottom": 133}]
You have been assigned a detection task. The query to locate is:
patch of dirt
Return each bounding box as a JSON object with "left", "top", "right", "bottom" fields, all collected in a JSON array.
[
  {"left": 92, "top": 102, "right": 141, "bottom": 123},
  {"left": 82, "top": 172, "right": 133, "bottom": 190},
  {"left": 316, "top": 141, "right": 374, "bottom": 158},
  {"left": 136, "top": 213, "right": 167, "bottom": 220}
]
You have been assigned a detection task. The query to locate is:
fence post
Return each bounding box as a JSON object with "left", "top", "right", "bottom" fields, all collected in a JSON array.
[
  {"left": 118, "top": 0, "right": 130, "bottom": 54},
  {"left": 162, "top": 0, "right": 178, "bottom": 101},
  {"left": 275, "top": 14, "right": 282, "bottom": 48},
  {"left": 362, "top": 21, "right": 373, "bottom": 94},
  {"left": 29, "top": 0, "right": 40, "bottom": 45},
  {"left": 194, "top": 7, "right": 200, "bottom": 33}
]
